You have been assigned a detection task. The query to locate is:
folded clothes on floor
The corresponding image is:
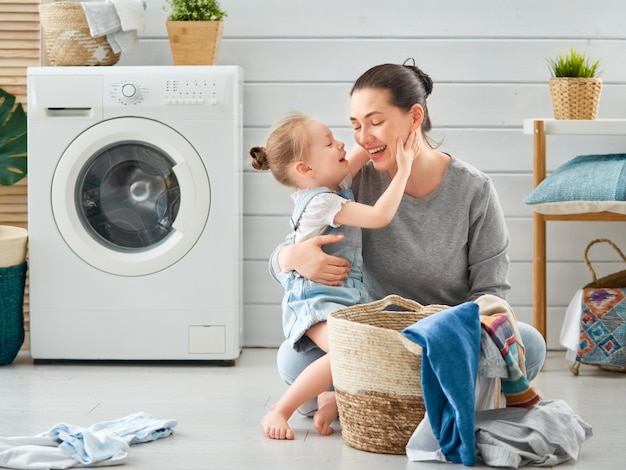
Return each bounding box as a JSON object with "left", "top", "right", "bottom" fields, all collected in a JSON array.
[{"left": 0, "top": 412, "right": 177, "bottom": 469}]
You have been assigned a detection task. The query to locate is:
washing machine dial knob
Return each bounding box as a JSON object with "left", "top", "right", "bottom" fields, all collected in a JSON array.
[{"left": 119, "top": 82, "right": 140, "bottom": 103}]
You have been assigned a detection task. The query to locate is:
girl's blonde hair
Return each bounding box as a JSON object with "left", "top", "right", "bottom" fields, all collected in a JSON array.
[{"left": 249, "top": 113, "right": 311, "bottom": 187}]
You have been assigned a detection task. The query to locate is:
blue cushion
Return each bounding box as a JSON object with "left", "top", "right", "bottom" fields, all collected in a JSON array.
[{"left": 524, "top": 153, "right": 626, "bottom": 214}]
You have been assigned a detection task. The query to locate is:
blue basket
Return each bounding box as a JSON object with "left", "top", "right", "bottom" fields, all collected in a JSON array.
[{"left": 0, "top": 262, "right": 27, "bottom": 365}]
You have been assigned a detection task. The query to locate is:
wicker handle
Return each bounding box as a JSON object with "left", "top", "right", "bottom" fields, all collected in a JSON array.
[
  {"left": 584, "top": 238, "right": 626, "bottom": 282},
  {"left": 363, "top": 294, "right": 425, "bottom": 313}
]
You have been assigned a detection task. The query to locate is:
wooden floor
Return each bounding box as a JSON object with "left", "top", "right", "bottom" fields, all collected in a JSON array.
[{"left": 0, "top": 349, "right": 623, "bottom": 469}]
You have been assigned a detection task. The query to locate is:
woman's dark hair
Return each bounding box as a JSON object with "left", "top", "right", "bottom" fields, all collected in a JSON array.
[{"left": 350, "top": 58, "right": 434, "bottom": 134}]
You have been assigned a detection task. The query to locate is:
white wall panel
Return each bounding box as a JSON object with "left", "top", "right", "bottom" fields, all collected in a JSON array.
[
  {"left": 506, "top": 219, "right": 626, "bottom": 262},
  {"left": 220, "top": 0, "right": 626, "bottom": 39},
  {"left": 121, "top": 39, "right": 626, "bottom": 83},
  {"left": 145, "top": 1, "right": 626, "bottom": 40},
  {"left": 243, "top": 83, "right": 626, "bottom": 128},
  {"left": 244, "top": 216, "right": 289, "bottom": 260},
  {"left": 243, "top": 305, "right": 284, "bottom": 347}
]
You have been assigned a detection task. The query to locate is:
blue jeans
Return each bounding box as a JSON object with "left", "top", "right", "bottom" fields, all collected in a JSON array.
[{"left": 276, "top": 321, "right": 546, "bottom": 414}]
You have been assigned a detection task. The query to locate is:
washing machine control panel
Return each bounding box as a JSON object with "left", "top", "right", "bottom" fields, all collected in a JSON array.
[
  {"left": 104, "top": 72, "right": 235, "bottom": 118},
  {"left": 110, "top": 81, "right": 144, "bottom": 106},
  {"left": 120, "top": 82, "right": 140, "bottom": 102},
  {"left": 163, "top": 78, "right": 224, "bottom": 106}
]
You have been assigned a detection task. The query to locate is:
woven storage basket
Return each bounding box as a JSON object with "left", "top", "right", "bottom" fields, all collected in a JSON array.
[
  {"left": 39, "top": 2, "right": 121, "bottom": 66},
  {"left": 573, "top": 238, "right": 626, "bottom": 374},
  {"left": 549, "top": 77, "right": 602, "bottom": 120},
  {"left": 328, "top": 295, "right": 449, "bottom": 454},
  {"left": 0, "top": 226, "right": 28, "bottom": 365}
]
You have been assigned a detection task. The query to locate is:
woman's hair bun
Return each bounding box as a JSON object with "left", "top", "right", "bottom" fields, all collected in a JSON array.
[{"left": 403, "top": 58, "right": 433, "bottom": 97}]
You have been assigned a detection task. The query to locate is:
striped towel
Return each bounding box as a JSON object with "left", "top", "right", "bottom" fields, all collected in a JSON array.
[{"left": 480, "top": 315, "right": 541, "bottom": 407}]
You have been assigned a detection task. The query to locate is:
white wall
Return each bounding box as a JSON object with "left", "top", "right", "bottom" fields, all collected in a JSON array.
[{"left": 120, "top": 0, "right": 626, "bottom": 349}]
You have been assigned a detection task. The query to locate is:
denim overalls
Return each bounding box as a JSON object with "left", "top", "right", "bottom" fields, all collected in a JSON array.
[{"left": 280, "top": 186, "right": 370, "bottom": 352}]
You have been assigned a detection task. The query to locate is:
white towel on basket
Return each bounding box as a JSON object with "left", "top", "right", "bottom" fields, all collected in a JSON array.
[
  {"left": 81, "top": 0, "right": 146, "bottom": 54},
  {"left": 110, "top": 0, "right": 145, "bottom": 32}
]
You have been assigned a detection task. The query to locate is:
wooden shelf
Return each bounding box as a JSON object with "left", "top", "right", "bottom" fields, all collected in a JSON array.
[
  {"left": 525, "top": 118, "right": 626, "bottom": 339},
  {"left": 523, "top": 118, "right": 626, "bottom": 136}
]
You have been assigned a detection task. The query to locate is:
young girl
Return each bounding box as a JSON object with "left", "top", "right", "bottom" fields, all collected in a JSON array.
[{"left": 250, "top": 113, "right": 418, "bottom": 440}]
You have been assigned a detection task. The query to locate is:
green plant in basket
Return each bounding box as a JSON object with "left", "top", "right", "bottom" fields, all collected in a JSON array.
[
  {"left": 546, "top": 48, "right": 601, "bottom": 78},
  {"left": 546, "top": 48, "right": 603, "bottom": 120},
  {"left": 0, "top": 88, "right": 27, "bottom": 186},
  {"left": 166, "top": 0, "right": 227, "bottom": 21}
]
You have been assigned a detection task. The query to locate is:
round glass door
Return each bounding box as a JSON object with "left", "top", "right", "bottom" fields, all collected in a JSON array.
[
  {"left": 77, "top": 142, "right": 181, "bottom": 250},
  {"left": 52, "top": 117, "right": 210, "bottom": 276}
]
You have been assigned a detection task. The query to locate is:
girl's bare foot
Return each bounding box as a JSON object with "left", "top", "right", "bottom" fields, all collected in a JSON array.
[
  {"left": 313, "top": 391, "right": 338, "bottom": 436},
  {"left": 261, "top": 406, "right": 295, "bottom": 440}
]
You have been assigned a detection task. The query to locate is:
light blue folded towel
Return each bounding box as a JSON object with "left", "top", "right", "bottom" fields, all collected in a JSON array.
[{"left": 0, "top": 412, "right": 177, "bottom": 469}]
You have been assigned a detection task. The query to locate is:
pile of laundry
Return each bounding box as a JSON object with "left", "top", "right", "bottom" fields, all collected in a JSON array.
[
  {"left": 402, "top": 295, "right": 593, "bottom": 468},
  {"left": 0, "top": 412, "right": 177, "bottom": 469},
  {"left": 81, "top": 0, "right": 146, "bottom": 54}
]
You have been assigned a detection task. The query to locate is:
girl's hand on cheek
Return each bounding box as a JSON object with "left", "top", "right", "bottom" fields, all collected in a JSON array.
[{"left": 396, "top": 130, "right": 419, "bottom": 173}]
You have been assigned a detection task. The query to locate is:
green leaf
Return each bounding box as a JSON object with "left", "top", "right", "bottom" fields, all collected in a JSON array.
[
  {"left": 166, "top": 0, "right": 227, "bottom": 21},
  {"left": 546, "top": 48, "right": 601, "bottom": 78},
  {"left": 0, "top": 88, "right": 27, "bottom": 186}
]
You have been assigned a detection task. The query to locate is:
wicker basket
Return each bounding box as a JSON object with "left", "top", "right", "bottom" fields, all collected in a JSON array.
[
  {"left": 574, "top": 238, "right": 626, "bottom": 374},
  {"left": 327, "top": 295, "right": 449, "bottom": 454},
  {"left": 39, "top": 2, "right": 121, "bottom": 66},
  {"left": 549, "top": 77, "right": 602, "bottom": 120},
  {"left": 0, "top": 226, "right": 28, "bottom": 365}
]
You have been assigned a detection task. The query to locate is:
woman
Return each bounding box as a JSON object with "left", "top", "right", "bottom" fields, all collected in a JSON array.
[{"left": 270, "top": 59, "right": 546, "bottom": 415}]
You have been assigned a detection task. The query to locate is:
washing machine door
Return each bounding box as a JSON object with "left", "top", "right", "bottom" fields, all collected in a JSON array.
[{"left": 52, "top": 117, "right": 210, "bottom": 276}]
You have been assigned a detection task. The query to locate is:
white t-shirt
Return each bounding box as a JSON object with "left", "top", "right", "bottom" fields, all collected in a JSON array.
[{"left": 289, "top": 175, "right": 352, "bottom": 243}]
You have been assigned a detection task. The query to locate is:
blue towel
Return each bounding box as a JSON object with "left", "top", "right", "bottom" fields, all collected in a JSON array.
[
  {"left": 402, "top": 302, "right": 480, "bottom": 466},
  {"left": 0, "top": 412, "right": 176, "bottom": 469}
]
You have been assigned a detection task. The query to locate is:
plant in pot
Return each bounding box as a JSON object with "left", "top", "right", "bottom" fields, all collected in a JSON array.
[
  {"left": 0, "top": 87, "right": 28, "bottom": 365},
  {"left": 165, "top": 0, "right": 228, "bottom": 65},
  {"left": 547, "top": 48, "right": 602, "bottom": 120}
]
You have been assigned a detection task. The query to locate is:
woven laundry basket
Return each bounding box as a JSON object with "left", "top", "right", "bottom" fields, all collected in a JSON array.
[
  {"left": 0, "top": 226, "right": 28, "bottom": 365},
  {"left": 573, "top": 238, "right": 626, "bottom": 374},
  {"left": 39, "top": 2, "right": 121, "bottom": 66},
  {"left": 328, "top": 295, "right": 449, "bottom": 454},
  {"left": 549, "top": 77, "right": 602, "bottom": 120}
]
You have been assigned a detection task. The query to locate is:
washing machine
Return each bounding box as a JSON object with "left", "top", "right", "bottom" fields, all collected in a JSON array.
[{"left": 27, "top": 66, "right": 243, "bottom": 362}]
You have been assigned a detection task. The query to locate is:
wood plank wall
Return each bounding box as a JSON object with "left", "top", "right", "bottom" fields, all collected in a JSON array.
[
  {"left": 114, "top": 0, "right": 626, "bottom": 349},
  {"left": 5, "top": 0, "right": 626, "bottom": 351},
  {"left": 0, "top": 0, "right": 41, "bottom": 348}
]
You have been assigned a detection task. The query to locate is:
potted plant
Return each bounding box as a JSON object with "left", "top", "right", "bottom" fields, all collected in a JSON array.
[
  {"left": 546, "top": 48, "right": 602, "bottom": 120},
  {"left": 165, "top": 0, "right": 228, "bottom": 65},
  {"left": 0, "top": 87, "right": 27, "bottom": 365}
]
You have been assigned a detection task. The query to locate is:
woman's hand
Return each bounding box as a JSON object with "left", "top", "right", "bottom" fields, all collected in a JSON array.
[{"left": 278, "top": 234, "right": 350, "bottom": 286}]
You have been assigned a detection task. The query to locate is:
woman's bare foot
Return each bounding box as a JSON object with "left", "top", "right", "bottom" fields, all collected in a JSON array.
[
  {"left": 261, "top": 406, "right": 295, "bottom": 440},
  {"left": 313, "top": 391, "right": 338, "bottom": 436}
]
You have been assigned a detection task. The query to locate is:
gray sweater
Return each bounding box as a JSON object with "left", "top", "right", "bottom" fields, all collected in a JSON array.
[{"left": 271, "top": 155, "right": 511, "bottom": 307}]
